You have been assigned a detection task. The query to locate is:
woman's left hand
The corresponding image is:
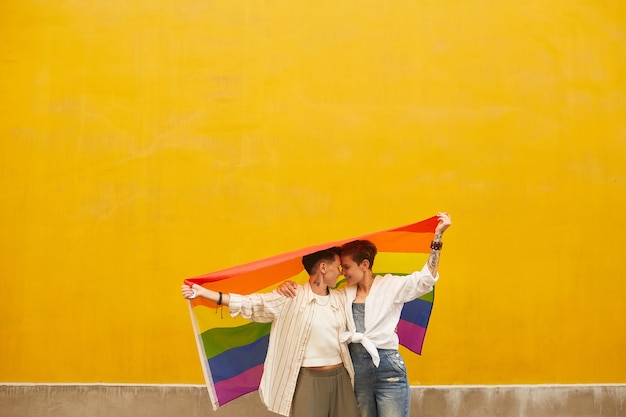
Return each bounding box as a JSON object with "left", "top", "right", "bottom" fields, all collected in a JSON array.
[{"left": 435, "top": 212, "right": 452, "bottom": 235}]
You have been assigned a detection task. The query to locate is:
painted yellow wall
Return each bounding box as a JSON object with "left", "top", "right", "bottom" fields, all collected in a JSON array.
[{"left": 1, "top": 0, "right": 624, "bottom": 384}]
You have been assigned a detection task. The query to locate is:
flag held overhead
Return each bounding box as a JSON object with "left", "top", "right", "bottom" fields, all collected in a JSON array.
[{"left": 184, "top": 216, "right": 439, "bottom": 410}]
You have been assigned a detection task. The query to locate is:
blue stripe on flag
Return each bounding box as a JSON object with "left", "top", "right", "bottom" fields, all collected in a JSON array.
[
  {"left": 207, "top": 334, "right": 270, "bottom": 383},
  {"left": 400, "top": 297, "right": 433, "bottom": 329}
]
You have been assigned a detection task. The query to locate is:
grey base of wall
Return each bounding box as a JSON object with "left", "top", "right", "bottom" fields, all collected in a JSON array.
[{"left": 1, "top": 384, "right": 624, "bottom": 417}]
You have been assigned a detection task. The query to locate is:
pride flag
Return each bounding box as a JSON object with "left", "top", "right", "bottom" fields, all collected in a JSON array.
[{"left": 184, "top": 216, "right": 439, "bottom": 410}]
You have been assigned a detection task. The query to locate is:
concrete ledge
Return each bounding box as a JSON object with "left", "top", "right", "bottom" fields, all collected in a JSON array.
[
  {"left": 1, "top": 384, "right": 624, "bottom": 417},
  {"left": 411, "top": 385, "right": 625, "bottom": 417}
]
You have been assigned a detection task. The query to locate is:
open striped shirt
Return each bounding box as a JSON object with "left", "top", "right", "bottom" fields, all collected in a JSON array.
[{"left": 228, "top": 282, "right": 354, "bottom": 416}]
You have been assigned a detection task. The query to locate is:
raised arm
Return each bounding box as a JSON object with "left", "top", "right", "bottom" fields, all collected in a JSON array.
[
  {"left": 182, "top": 282, "right": 285, "bottom": 322},
  {"left": 427, "top": 212, "right": 452, "bottom": 277},
  {"left": 182, "top": 283, "right": 231, "bottom": 306}
]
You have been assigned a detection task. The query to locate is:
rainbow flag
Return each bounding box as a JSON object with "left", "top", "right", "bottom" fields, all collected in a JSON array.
[{"left": 184, "top": 216, "right": 439, "bottom": 410}]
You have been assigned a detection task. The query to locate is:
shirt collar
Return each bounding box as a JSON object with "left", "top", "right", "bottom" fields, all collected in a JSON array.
[
  {"left": 304, "top": 281, "right": 333, "bottom": 304},
  {"left": 303, "top": 281, "right": 317, "bottom": 303}
]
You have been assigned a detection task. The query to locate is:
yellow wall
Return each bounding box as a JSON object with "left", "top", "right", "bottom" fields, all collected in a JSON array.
[{"left": 1, "top": 0, "right": 624, "bottom": 384}]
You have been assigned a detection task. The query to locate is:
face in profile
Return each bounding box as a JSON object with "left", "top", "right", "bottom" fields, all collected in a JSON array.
[
  {"left": 341, "top": 255, "right": 365, "bottom": 286},
  {"left": 322, "top": 254, "right": 343, "bottom": 287}
]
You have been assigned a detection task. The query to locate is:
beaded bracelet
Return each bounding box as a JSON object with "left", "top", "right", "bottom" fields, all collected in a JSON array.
[{"left": 430, "top": 241, "right": 443, "bottom": 250}]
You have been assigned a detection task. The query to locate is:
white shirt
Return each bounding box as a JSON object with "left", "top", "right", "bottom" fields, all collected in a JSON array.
[
  {"left": 340, "top": 262, "right": 438, "bottom": 367},
  {"left": 228, "top": 282, "right": 354, "bottom": 417},
  {"left": 302, "top": 295, "right": 342, "bottom": 367}
]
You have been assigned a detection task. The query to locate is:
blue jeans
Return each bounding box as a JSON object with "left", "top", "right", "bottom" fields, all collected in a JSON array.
[{"left": 349, "top": 343, "right": 410, "bottom": 417}]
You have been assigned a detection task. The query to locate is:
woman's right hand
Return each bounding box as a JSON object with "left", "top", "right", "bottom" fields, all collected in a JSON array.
[{"left": 181, "top": 284, "right": 197, "bottom": 299}]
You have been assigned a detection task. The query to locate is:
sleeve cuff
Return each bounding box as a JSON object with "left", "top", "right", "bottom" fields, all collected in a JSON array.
[
  {"left": 420, "top": 263, "right": 439, "bottom": 283},
  {"left": 228, "top": 293, "right": 242, "bottom": 316}
]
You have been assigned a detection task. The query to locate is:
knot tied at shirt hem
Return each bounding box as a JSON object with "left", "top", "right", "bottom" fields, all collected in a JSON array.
[{"left": 340, "top": 331, "right": 380, "bottom": 367}]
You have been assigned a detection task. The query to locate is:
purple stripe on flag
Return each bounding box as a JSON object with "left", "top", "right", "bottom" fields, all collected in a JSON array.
[
  {"left": 397, "top": 318, "right": 427, "bottom": 355},
  {"left": 214, "top": 363, "right": 265, "bottom": 405}
]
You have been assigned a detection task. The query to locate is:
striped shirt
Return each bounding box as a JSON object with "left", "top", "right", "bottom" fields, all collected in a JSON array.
[{"left": 228, "top": 282, "right": 354, "bottom": 417}]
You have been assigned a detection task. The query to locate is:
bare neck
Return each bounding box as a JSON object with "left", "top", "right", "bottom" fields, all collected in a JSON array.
[
  {"left": 356, "top": 272, "right": 375, "bottom": 298},
  {"left": 308, "top": 275, "right": 329, "bottom": 296}
]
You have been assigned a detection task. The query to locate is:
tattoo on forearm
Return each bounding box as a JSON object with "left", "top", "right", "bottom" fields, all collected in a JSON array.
[
  {"left": 428, "top": 249, "right": 440, "bottom": 270},
  {"left": 433, "top": 233, "right": 442, "bottom": 241}
]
